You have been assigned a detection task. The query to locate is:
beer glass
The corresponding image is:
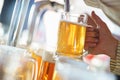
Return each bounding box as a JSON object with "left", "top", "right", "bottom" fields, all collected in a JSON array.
[
  {"left": 52, "top": 56, "right": 116, "bottom": 80},
  {"left": 0, "top": 45, "right": 37, "bottom": 80},
  {"left": 40, "top": 50, "right": 55, "bottom": 80},
  {"left": 27, "top": 48, "right": 43, "bottom": 80},
  {"left": 56, "top": 13, "right": 89, "bottom": 58},
  {"left": 15, "top": 2, "right": 47, "bottom": 80}
]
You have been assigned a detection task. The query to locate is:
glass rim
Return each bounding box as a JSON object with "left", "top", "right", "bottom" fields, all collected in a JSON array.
[
  {"left": 60, "top": 19, "right": 94, "bottom": 28},
  {"left": 0, "top": 45, "right": 30, "bottom": 57},
  {"left": 56, "top": 56, "right": 87, "bottom": 67}
]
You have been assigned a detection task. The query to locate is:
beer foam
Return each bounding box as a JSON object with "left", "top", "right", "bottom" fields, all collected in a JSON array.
[
  {"left": 42, "top": 51, "right": 55, "bottom": 63},
  {"left": 35, "top": 48, "right": 44, "bottom": 57},
  {"left": 60, "top": 20, "right": 92, "bottom": 28}
]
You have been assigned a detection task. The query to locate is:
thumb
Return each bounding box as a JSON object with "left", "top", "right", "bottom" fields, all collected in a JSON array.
[
  {"left": 91, "top": 11, "right": 105, "bottom": 27},
  {"left": 91, "top": 11, "right": 111, "bottom": 35}
]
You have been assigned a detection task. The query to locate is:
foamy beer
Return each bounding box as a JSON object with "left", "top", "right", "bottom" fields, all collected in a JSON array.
[
  {"left": 52, "top": 56, "right": 88, "bottom": 80},
  {"left": 57, "top": 13, "right": 89, "bottom": 58},
  {"left": 40, "top": 51, "right": 55, "bottom": 80},
  {"left": 0, "top": 45, "right": 37, "bottom": 80},
  {"left": 16, "top": 44, "right": 44, "bottom": 80},
  {"left": 28, "top": 48, "right": 43, "bottom": 80},
  {"left": 52, "top": 56, "right": 116, "bottom": 80}
]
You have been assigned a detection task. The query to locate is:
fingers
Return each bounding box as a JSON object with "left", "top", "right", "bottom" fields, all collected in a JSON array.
[
  {"left": 85, "top": 36, "right": 98, "bottom": 50},
  {"left": 85, "top": 37, "right": 98, "bottom": 46},
  {"left": 85, "top": 26, "right": 99, "bottom": 50},
  {"left": 86, "top": 27, "right": 94, "bottom": 31},
  {"left": 86, "top": 27, "right": 99, "bottom": 38},
  {"left": 86, "top": 31, "right": 99, "bottom": 38},
  {"left": 84, "top": 42, "right": 97, "bottom": 50}
]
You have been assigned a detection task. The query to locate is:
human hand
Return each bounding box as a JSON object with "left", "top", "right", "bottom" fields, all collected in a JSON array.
[
  {"left": 85, "top": 11, "right": 118, "bottom": 59},
  {"left": 78, "top": 13, "right": 99, "bottom": 51},
  {"left": 84, "top": 13, "right": 99, "bottom": 51}
]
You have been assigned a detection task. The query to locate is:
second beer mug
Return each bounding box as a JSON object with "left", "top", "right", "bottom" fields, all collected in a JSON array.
[
  {"left": 56, "top": 13, "right": 89, "bottom": 58},
  {"left": 40, "top": 51, "right": 55, "bottom": 80},
  {"left": 0, "top": 45, "right": 37, "bottom": 80}
]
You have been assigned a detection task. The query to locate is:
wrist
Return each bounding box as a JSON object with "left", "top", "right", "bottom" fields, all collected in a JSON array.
[
  {"left": 104, "top": 38, "right": 118, "bottom": 59},
  {"left": 110, "top": 41, "right": 120, "bottom": 75},
  {"left": 116, "top": 41, "right": 120, "bottom": 58}
]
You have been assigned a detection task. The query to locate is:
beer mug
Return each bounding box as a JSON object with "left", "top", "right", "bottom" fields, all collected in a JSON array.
[
  {"left": 0, "top": 45, "right": 37, "bottom": 80},
  {"left": 56, "top": 13, "right": 90, "bottom": 58},
  {"left": 52, "top": 56, "right": 88, "bottom": 80},
  {"left": 52, "top": 56, "right": 116, "bottom": 80},
  {"left": 40, "top": 50, "right": 55, "bottom": 80},
  {"left": 27, "top": 48, "right": 43, "bottom": 80}
]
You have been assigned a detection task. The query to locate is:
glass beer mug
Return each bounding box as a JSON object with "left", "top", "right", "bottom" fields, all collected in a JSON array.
[
  {"left": 40, "top": 50, "right": 55, "bottom": 80},
  {"left": 52, "top": 56, "right": 116, "bottom": 80},
  {"left": 52, "top": 56, "right": 88, "bottom": 80},
  {"left": 0, "top": 45, "right": 37, "bottom": 80},
  {"left": 56, "top": 13, "right": 89, "bottom": 58}
]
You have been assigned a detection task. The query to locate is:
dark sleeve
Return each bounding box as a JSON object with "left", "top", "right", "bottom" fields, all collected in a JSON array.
[{"left": 116, "top": 75, "right": 120, "bottom": 80}]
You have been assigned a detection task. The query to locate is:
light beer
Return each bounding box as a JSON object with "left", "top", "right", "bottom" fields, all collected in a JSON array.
[
  {"left": 52, "top": 70, "right": 61, "bottom": 80},
  {"left": 57, "top": 20, "right": 86, "bottom": 58},
  {"left": 52, "top": 56, "right": 88, "bottom": 80},
  {"left": 2, "top": 52, "right": 36, "bottom": 80},
  {"left": 41, "top": 51, "right": 55, "bottom": 80},
  {"left": 28, "top": 48, "right": 43, "bottom": 80},
  {"left": 17, "top": 44, "right": 44, "bottom": 80},
  {"left": 15, "top": 60, "right": 35, "bottom": 80}
]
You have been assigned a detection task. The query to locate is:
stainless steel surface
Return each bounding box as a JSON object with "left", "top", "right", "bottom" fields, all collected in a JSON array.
[
  {"left": 26, "top": 0, "right": 64, "bottom": 46},
  {"left": 7, "top": 0, "right": 65, "bottom": 47},
  {"left": 27, "top": 1, "right": 50, "bottom": 46},
  {"left": 7, "top": 0, "right": 30, "bottom": 46}
]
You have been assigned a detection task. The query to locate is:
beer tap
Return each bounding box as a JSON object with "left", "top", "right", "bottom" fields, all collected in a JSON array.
[
  {"left": 7, "top": 0, "right": 65, "bottom": 47},
  {"left": 7, "top": 0, "right": 30, "bottom": 46},
  {"left": 26, "top": 0, "right": 64, "bottom": 47},
  {"left": 64, "top": 0, "right": 70, "bottom": 20},
  {"left": 26, "top": 0, "right": 50, "bottom": 46}
]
